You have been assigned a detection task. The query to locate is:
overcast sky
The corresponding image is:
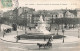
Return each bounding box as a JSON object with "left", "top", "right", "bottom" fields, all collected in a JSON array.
[{"left": 0, "top": 0, "right": 80, "bottom": 11}]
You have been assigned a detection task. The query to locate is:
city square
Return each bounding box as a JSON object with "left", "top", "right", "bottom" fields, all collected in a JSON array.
[{"left": 0, "top": 0, "right": 80, "bottom": 51}]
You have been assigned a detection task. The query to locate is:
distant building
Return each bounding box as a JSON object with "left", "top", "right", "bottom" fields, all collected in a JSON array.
[
  {"left": 63, "top": 10, "right": 77, "bottom": 18},
  {"left": 32, "top": 9, "right": 78, "bottom": 24},
  {"left": 18, "top": 7, "right": 35, "bottom": 16},
  {"left": 65, "top": 11, "right": 74, "bottom": 18}
]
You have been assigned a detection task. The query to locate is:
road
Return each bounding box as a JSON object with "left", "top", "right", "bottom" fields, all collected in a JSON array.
[{"left": 0, "top": 37, "right": 80, "bottom": 51}]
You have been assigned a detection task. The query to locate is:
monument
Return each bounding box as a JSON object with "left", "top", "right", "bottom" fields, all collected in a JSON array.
[{"left": 36, "top": 15, "right": 52, "bottom": 35}]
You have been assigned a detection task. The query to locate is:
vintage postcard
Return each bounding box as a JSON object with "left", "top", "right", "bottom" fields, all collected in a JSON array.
[{"left": 0, "top": 0, "right": 80, "bottom": 51}]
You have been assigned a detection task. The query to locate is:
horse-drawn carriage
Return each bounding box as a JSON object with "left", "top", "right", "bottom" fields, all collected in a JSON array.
[{"left": 37, "top": 42, "right": 52, "bottom": 49}]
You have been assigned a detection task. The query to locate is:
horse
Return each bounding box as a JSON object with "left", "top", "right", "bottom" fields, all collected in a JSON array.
[
  {"left": 37, "top": 43, "right": 46, "bottom": 49},
  {"left": 37, "top": 42, "right": 52, "bottom": 49}
]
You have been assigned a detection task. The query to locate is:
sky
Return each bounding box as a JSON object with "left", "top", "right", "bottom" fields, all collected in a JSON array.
[{"left": 0, "top": 0, "right": 80, "bottom": 11}]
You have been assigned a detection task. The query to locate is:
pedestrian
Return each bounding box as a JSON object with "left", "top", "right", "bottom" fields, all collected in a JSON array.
[{"left": 3, "top": 29, "right": 6, "bottom": 38}]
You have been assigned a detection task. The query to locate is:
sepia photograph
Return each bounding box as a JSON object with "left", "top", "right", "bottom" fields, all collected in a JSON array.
[{"left": 0, "top": 0, "right": 80, "bottom": 51}]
